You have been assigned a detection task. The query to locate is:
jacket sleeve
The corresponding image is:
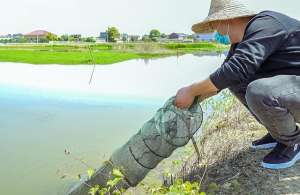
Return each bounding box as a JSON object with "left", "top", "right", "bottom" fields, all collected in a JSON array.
[{"left": 209, "top": 15, "right": 287, "bottom": 90}]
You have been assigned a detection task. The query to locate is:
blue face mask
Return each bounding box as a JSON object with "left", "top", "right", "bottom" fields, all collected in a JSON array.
[{"left": 214, "top": 31, "right": 231, "bottom": 45}]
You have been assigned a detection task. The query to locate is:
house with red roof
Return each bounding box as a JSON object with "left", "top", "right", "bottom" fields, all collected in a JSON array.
[{"left": 24, "top": 30, "right": 56, "bottom": 43}]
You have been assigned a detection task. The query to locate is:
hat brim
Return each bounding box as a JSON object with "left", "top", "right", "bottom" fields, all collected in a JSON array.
[{"left": 192, "top": 14, "right": 256, "bottom": 33}]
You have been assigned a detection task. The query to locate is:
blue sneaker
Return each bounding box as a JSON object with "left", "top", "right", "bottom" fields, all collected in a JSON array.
[
  {"left": 251, "top": 133, "right": 277, "bottom": 150},
  {"left": 262, "top": 142, "right": 300, "bottom": 169}
]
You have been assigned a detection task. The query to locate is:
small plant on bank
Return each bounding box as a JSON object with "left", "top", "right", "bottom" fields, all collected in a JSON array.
[
  {"left": 140, "top": 178, "right": 206, "bottom": 195},
  {"left": 88, "top": 168, "right": 125, "bottom": 195}
]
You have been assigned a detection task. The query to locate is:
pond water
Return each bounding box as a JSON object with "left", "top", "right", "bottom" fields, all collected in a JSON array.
[{"left": 0, "top": 53, "right": 225, "bottom": 195}]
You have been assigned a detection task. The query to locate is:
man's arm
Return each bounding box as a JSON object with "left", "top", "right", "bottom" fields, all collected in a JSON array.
[
  {"left": 175, "top": 78, "right": 219, "bottom": 108},
  {"left": 190, "top": 78, "right": 219, "bottom": 100}
]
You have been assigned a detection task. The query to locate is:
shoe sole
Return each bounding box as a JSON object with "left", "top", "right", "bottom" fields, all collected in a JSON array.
[
  {"left": 250, "top": 143, "right": 277, "bottom": 150},
  {"left": 261, "top": 150, "right": 300, "bottom": 170}
]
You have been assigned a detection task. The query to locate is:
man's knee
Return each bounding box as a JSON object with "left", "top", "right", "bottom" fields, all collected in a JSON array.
[{"left": 245, "top": 78, "right": 275, "bottom": 109}]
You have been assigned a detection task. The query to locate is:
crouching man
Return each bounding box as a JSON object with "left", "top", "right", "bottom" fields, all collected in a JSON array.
[{"left": 175, "top": 0, "right": 300, "bottom": 169}]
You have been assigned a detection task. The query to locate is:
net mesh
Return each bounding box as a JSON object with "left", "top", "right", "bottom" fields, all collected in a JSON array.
[{"left": 153, "top": 96, "right": 203, "bottom": 147}]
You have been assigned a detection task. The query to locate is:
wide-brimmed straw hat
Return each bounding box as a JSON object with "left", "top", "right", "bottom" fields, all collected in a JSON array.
[{"left": 192, "top": 0, "right": 257, "bottom": 33}]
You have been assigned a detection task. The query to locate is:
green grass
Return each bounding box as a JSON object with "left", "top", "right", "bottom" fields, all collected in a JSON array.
[
  {"left": 0, "top": 42, "right": 228, "bottom": 65},
  {"left": 0, "top": 49, "right": 164, "bottom": 65}
]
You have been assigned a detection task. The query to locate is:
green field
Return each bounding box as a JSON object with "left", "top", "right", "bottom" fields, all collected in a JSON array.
[{"left": 0, "top": 42, "right": 228, "bottom": 65}]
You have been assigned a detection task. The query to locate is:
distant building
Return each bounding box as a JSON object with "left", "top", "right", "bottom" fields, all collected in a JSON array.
[
  {"left": 169, "top": 33, "right": 189, "bottom": 40},
  {"left": 0, "top": 35, "right": 10, "bottom": 40},
  {"left": 0, "top": 33, "right": 23, "bottom": 40},
  {"left": 12, "top": 33, "right": 23, "bottom": 38},
  {"left": 0, "top": 34, "right": 11, "bottom": 39},
  {"left": 97, "top": 32, "right": 108, "bottom": 42},
  {"left": 24, "top": 30, "right": 55, "bottom": 43},
  {"left": 193, "top": 33, "right": 214, "bottom": 42}
]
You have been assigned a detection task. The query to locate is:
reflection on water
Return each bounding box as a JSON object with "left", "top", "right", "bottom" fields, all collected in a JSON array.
[{"left": 0, "top": 53, "right": 225, "bottom": 195}]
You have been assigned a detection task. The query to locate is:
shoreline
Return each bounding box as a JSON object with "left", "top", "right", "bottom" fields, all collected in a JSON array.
[{"left": 0, "top": 42, "right": 228, "bottom": 65}]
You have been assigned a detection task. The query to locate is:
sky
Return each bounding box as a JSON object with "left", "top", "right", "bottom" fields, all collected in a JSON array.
[{"left": 1, "top": 0, "right": 299, "bottom": 37}]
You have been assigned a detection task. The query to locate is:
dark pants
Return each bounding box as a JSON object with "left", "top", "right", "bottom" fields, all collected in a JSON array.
[{"left": 229, "top": 75, "right": 300, "bottom": 146}]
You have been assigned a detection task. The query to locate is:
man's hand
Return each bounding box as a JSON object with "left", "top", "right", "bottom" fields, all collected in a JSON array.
[
  {"left": 175, "top": 86, "right": 196, "bottom": 109},
  {"left": 175, "top": 78, "right": 219, "bottom": 109}
]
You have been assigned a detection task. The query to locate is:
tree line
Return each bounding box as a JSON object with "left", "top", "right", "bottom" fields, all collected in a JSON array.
[{"left": 0, "top": 27, "right": 192, "bottom": 44}]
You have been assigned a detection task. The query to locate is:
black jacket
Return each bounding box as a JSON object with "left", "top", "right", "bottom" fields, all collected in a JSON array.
[{"left": 210, "top": 10, "right": 300, "bottom": 90}]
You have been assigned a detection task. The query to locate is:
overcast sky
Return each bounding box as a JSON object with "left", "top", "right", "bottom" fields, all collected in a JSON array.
[{"left": 1, "top": 0, "right": 299, "bottom": 36}]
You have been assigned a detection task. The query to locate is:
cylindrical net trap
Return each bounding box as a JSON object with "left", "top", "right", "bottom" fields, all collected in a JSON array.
[{"left": 68, "top": 96, "right": 203, "bottom": 195}]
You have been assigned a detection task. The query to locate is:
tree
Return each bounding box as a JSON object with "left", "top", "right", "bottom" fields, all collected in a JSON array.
[
  {"left": 149, "top": 29, "right": 161, "bottom": 41},
  {"left": 130, "top": 35, "right": 140, "bottom": 42},
  {"left": 107, "top": 27, "right": 120, "bottom": 42},
  {"left": 142, "top": 35, "right": 151, "bottom": 42},
  {"left": 17, "top": 37, "right": 28, "bottom": 43},
  {"left": 46, "top": 33, "right": 58, "bottom": 41},
  {"left": 160, "top": 33, "right": 168, "bottom": 39},
  {"left": 85, "top": 37, "right": 96, "bottom": 43},
  {"left": 69, "top": 34, "right": 82, "bottom": 42},
  {"left": 60, "top": 34, "right": 69, "bottom": 41},
  {"left": 122, "top": 35, "right": 128, "bottom": 42}
]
